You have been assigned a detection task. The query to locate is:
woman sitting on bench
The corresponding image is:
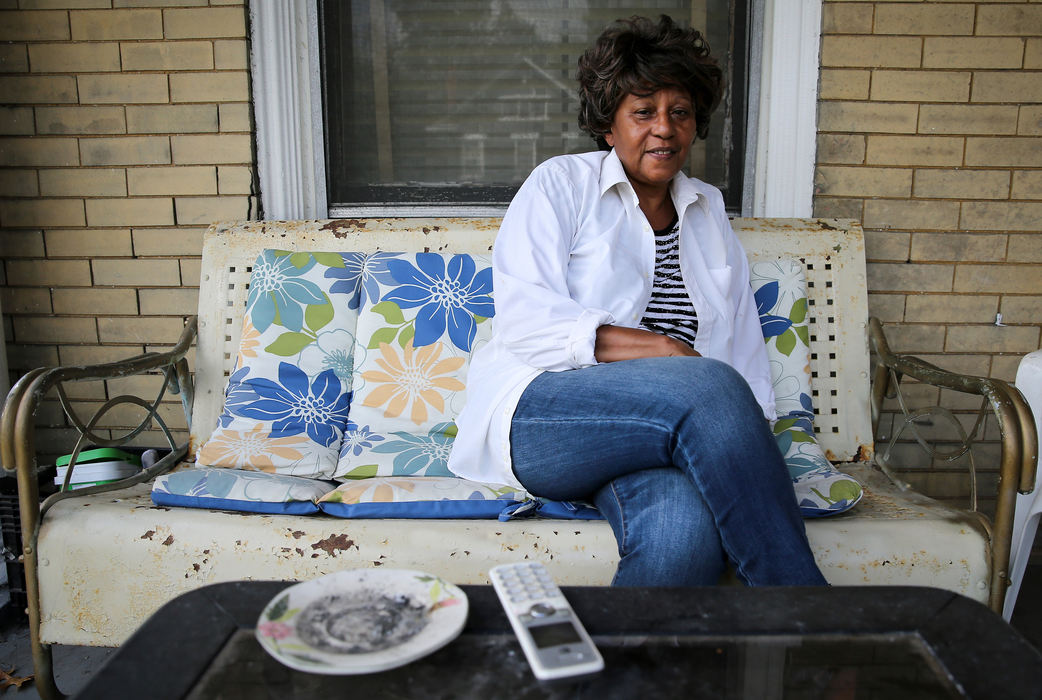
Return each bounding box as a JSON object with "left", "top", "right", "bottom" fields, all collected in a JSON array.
[{"left": 449, "top": 15, "right": 826, "bottom": 587}]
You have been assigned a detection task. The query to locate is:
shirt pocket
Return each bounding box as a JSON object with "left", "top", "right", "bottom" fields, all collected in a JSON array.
[{"left": 707, "top": 265, "right": 733, "bottom": 298}]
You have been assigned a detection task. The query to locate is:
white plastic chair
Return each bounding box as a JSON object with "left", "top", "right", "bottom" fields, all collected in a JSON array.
[{"left": 1004, "top": 350, "right": 1042, "bottom": 621}]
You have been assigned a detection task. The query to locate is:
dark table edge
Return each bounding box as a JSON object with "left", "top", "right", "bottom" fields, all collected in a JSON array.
[{"left": 74, "top": 583, "right": 1042, "bottom": 700}]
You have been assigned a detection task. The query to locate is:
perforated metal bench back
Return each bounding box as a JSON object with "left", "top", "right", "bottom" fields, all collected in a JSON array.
[{"left": 192, "top": 218, "right": 872, "bottom": 462}]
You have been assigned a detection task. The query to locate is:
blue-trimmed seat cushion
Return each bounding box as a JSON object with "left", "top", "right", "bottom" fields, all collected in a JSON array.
[
  {"left": 317, "top": 476, "right": 531, "bottom": 520},
  {"left": 151, "top": 467, "right": 336, "bottom": 515},
  {"left": 773, "top": 414, "right": 863, "bottom": 517},
  {"left": 150, "top": 468, "right": 597, "bottom": 522}
]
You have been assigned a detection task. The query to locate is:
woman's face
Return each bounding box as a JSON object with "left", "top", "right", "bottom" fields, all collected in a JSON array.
[{"left": 604, "top": 87, "right": 696, "bottom": 196}]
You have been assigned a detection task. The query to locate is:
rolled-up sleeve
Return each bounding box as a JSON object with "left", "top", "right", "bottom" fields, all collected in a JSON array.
[{"left": 492, "top": 162, "right": 614, "bottom": 371}]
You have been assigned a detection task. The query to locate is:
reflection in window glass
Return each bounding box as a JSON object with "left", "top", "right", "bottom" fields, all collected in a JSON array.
[{"left": 321, "top": 0, "right": 743, "bottom": 208}]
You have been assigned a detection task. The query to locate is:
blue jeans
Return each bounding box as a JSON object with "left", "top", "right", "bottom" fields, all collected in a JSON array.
[{"left": 510, "top": 357, "right": 826, "bottom": 587}]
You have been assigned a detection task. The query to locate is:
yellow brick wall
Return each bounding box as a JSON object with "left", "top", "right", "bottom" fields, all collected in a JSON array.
[
  {"left": 816, "top": 1, "right": 1042, "bottom": 512},
  {"left": 0, "top": 2, "right": 255, "bottom": 456}
]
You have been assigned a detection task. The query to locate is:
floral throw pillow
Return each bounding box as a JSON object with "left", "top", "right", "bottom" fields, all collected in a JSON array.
[
  {"left": 334, "top": 253, "right": 494, "bottom": 479},
  {"left": 752, "top": 259, "right": 863, "bottom": 516},
  {"left": 752, "top": 259, "right": 813, "bottom": 419},
  {"left": 196, "top": 250, "right": 364, "bottom": 479}
]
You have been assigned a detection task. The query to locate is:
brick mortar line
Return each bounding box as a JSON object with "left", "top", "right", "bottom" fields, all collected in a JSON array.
[
  {"left": 816, "top": 165, "right": 1030, "bottom": 169},
  {"left": 13, "top": 69, "right": 247, "bottom": 74}
]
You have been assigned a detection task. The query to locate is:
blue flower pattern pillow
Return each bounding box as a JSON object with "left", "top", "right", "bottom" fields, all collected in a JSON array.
[
  {"left": 751, "top": 259, "right": 863, "bottom": 516},
  {"left": 196, "top": 251, "right": 363, "bottom": 479}
]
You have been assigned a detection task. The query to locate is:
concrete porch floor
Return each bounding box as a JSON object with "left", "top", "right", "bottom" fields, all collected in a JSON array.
[{"left": 2, "top": 561, "right": 1042, "bottom": 697}]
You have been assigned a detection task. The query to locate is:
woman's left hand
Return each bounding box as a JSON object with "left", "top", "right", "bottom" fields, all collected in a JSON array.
[{"left": 594, "top": 325, "right": 701, "bottom": 363}]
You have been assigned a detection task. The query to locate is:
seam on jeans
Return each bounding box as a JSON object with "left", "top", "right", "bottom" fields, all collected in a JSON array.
[
  {"left": 513, "top": 416, "right": 677, "bottom": 433},
  {"left": 608, "top": 480, "right": 629, "bottom": 559},
  {"left": 673, "top": 438, "right": 748, "bottom": 584}
]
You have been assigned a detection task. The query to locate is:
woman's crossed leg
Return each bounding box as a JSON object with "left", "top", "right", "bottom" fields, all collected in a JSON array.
[{"left": 510, "top": 356, "right": 826, "bottom": 587}]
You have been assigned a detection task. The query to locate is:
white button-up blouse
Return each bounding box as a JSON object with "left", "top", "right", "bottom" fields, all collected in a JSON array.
[{"left": 447, "top": 149, "right": 776, "bottom": 488}]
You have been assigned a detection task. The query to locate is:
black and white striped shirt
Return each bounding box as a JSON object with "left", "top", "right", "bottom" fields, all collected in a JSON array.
[{"left": 639, "top": 218, "right": 698, "bottom": 347}]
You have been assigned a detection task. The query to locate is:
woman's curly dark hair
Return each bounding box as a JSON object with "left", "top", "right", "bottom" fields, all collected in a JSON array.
[{"left": 577, "top": 15, "right": 724, "bottom": 150}]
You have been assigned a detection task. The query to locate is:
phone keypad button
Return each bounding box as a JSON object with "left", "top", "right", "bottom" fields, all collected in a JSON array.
[{"left": 529, "top": 602, "right": 555, "bottom": 617}]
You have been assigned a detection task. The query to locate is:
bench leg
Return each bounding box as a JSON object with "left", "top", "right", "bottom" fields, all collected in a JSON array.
[{"left": 5, "top": 369, "right": 65, "bottom": 699}]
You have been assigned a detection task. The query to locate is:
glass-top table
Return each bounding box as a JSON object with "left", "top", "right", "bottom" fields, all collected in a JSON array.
[{"left": 76, "top": 581, "right": 1042, "bottom": 699}]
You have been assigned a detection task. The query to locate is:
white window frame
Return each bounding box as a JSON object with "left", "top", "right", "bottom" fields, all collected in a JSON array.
[
  {"left": 249, "top": 0, "right": 819, "bottom": 220},
  {"left": 249, "top": 1, "right": 328, "bottom": 220}
]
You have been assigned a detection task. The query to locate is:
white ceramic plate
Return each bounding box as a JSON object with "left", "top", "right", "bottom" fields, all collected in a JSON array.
[{"left": 255, "top": 569, "right": 469, "bottom": 675}]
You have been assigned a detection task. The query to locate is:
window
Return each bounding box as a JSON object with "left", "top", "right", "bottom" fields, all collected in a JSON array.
[{"left": 320, "top": 1, "right": 748, "bottom": 212}]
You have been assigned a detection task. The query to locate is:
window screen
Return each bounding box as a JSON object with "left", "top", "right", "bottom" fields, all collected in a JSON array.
[{"left": 321, "top": 0, "right": 747, "bottom": 211}]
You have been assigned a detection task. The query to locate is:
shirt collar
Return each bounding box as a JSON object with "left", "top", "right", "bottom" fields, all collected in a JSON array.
[
  {"left": 598, "top": 148, "right": 631, "bottom": 198},
  {"left": 598, "top": 148, "right": 704, "bottom": 211}
]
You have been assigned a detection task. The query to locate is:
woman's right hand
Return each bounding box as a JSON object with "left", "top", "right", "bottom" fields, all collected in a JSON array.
[{"left": 594, "top": 325, "right": 701, "bottom": 363}]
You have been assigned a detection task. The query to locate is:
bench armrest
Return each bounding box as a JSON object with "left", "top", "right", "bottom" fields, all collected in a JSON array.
[
  {"left": 868, "top": 316, "right": 1038, "bottom": 611},
  {"left": 0, "top": 316, "right": 197, "bottom": 700},
  {"left": 2, "top": 316, "right": 198, "bottom": 472},
  {"left": 2, "top": 315, "right": 198, "bottom": 497}
]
